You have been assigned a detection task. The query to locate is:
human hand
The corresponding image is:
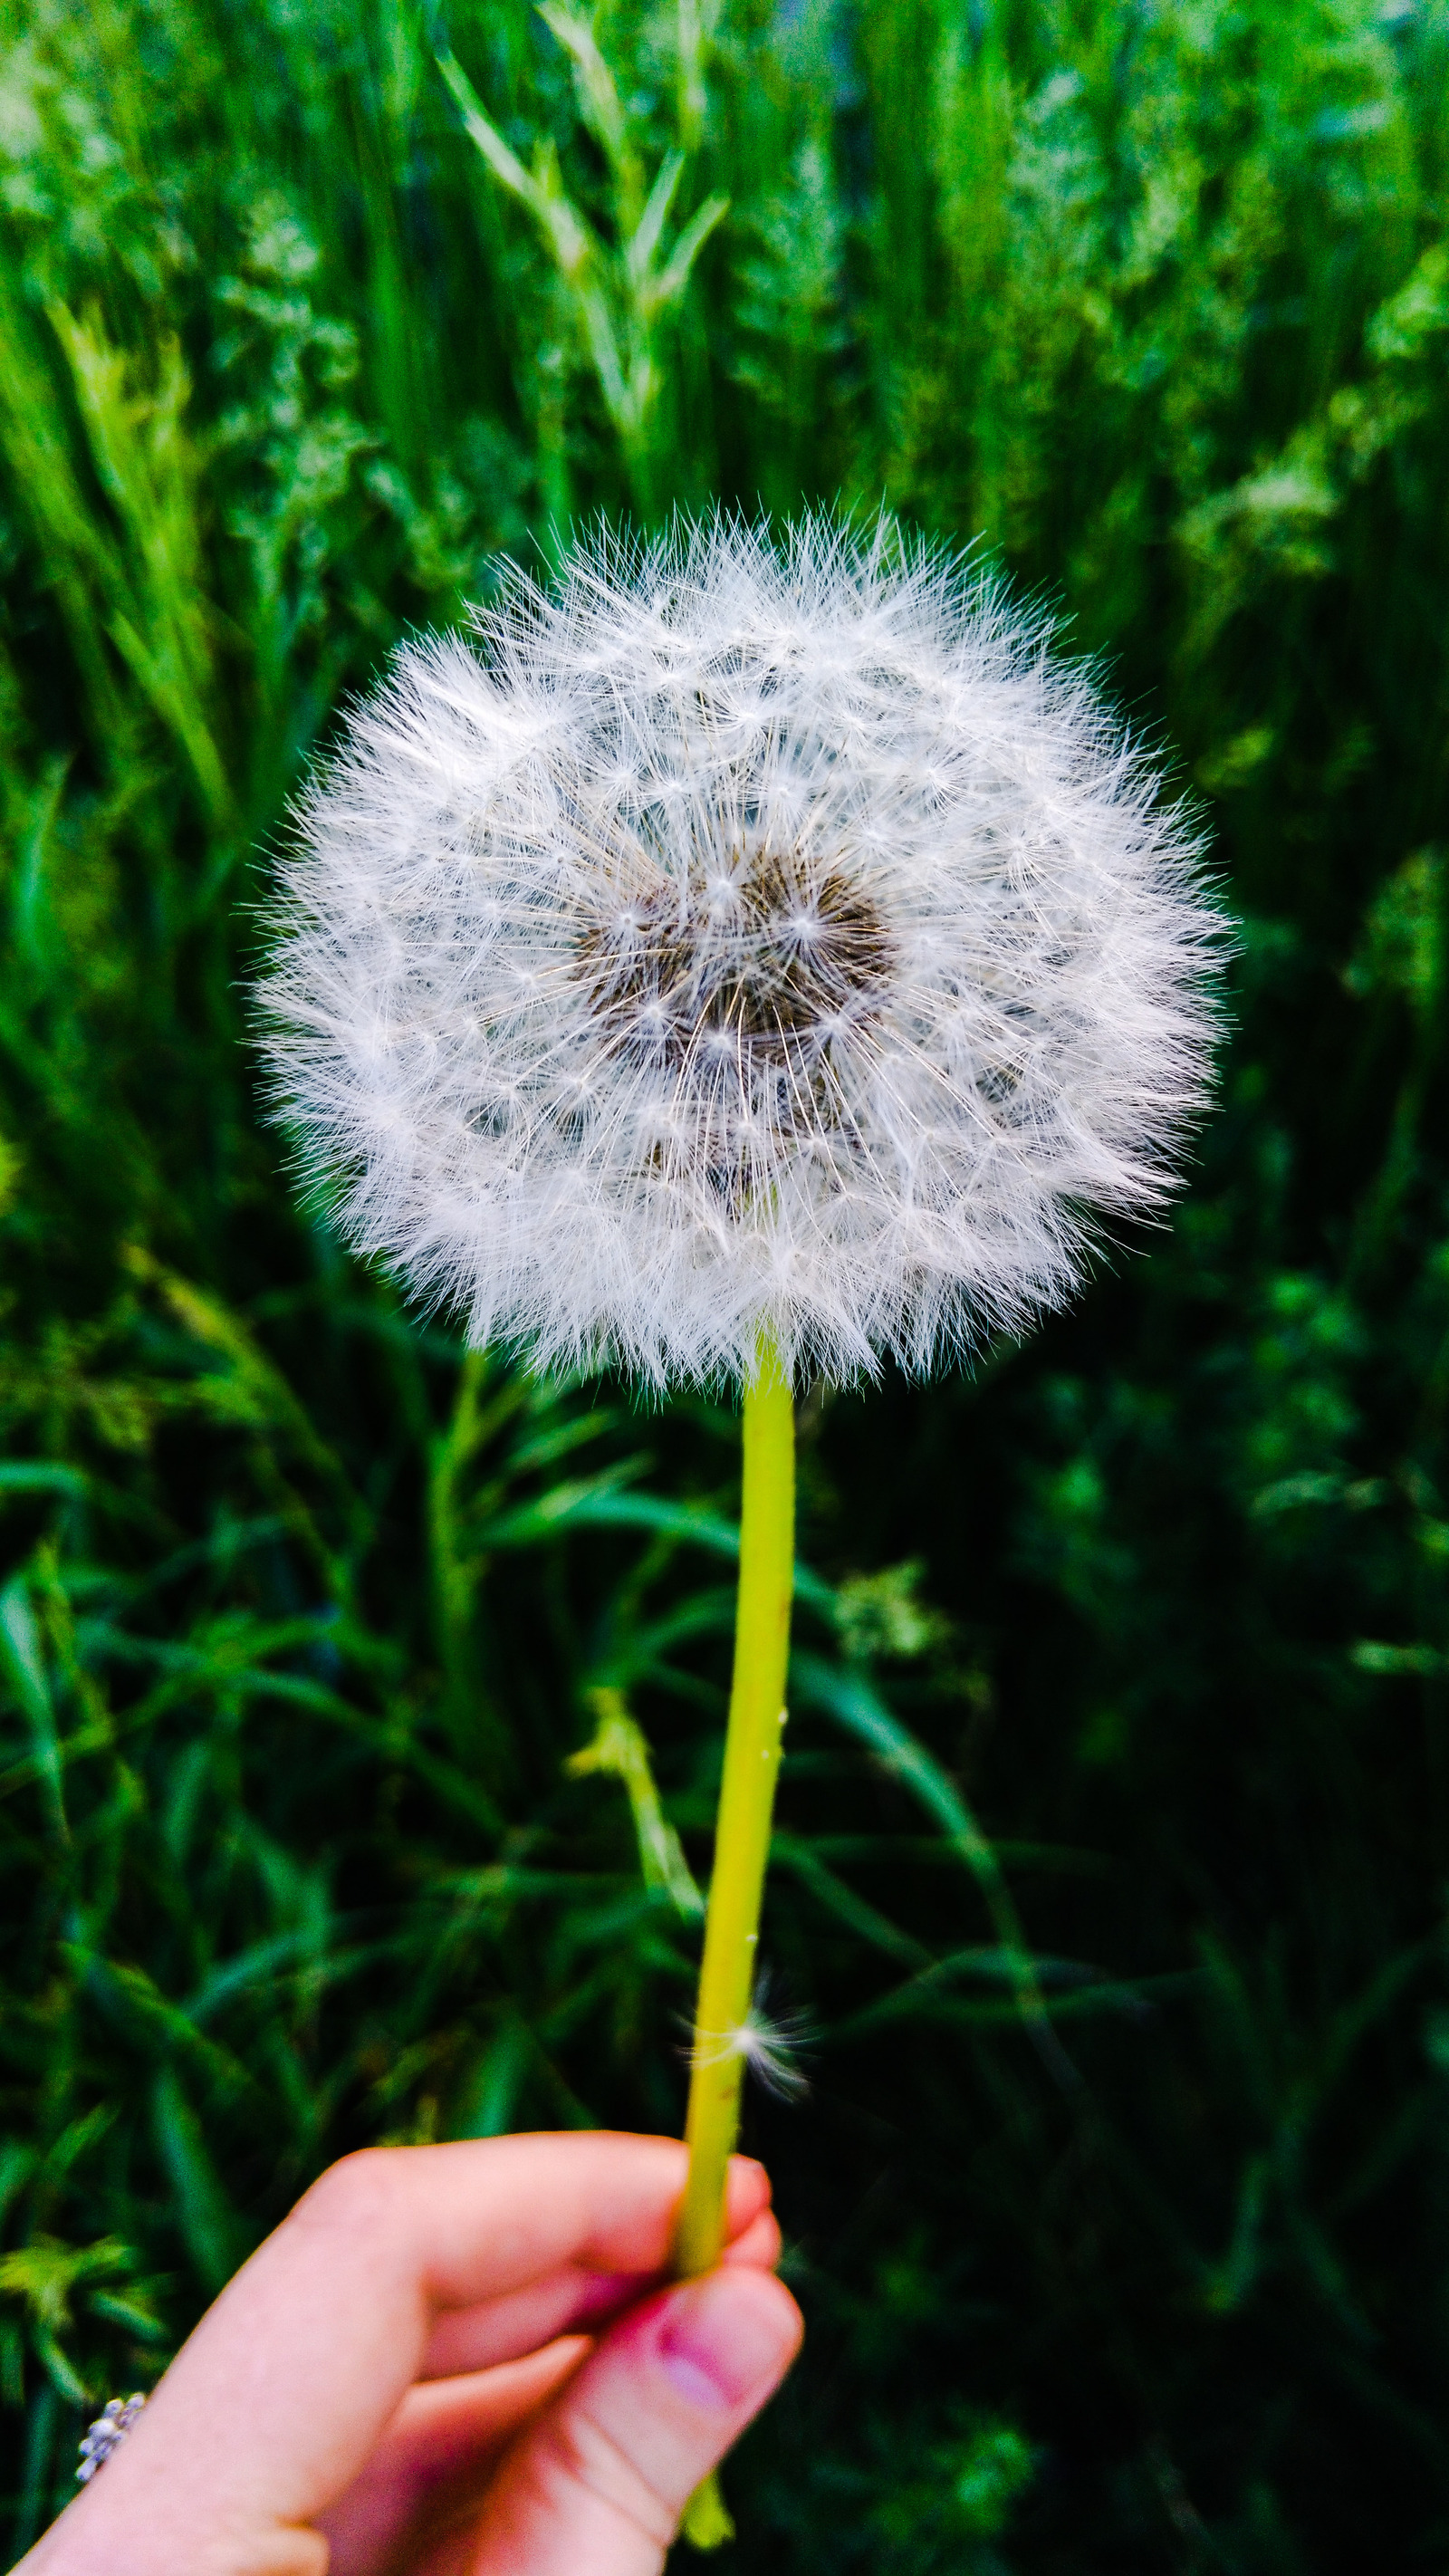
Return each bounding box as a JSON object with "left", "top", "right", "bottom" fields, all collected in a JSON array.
[{"left": 16, "top": 2131, "right": 801, "bottom": 2576}]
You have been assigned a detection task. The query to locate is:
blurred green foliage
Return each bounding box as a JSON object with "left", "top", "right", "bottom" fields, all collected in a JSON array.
[{"left": 1, "top": 0, "right": 1448, "bottom": 2564}]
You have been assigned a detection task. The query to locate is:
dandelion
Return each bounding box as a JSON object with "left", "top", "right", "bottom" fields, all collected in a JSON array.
[
  {"left": 258, "top": 514, "right": 1226, "bottom": 2549},
  {"left": 259, "top": 514, "right": 1221, "bottom": 1390}
]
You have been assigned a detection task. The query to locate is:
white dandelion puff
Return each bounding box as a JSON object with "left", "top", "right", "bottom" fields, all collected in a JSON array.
[{"left": 256, "top": 513, "right": 1228, "bottom": 1389}]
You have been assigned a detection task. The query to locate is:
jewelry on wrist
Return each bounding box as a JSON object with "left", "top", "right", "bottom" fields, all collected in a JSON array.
[{"left": 76, "top": 2392, "right": 147, "bottom": 2484}]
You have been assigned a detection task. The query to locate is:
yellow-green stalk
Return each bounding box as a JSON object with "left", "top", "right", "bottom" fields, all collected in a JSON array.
[{"left": 674, "top": 1331, "right": 795, "bottom": 2548}]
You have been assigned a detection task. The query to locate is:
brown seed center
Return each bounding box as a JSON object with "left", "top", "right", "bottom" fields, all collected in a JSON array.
[{"left": 571, "top": 844, "right": 893, "bottom": 1096}]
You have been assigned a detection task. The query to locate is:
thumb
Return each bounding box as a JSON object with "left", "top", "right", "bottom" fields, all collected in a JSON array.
[{"left": 472, "top": 2267, "right": 802, "bottom": 2574}]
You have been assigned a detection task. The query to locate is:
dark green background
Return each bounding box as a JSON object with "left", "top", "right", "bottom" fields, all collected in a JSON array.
[{"left": 2, "top": 1, "right": 1447, "bottom": 2566}]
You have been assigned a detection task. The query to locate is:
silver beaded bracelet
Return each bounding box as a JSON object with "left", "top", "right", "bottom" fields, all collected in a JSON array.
[{"left": 76, "top": 2392, "right": 147, "bottom": 2484}]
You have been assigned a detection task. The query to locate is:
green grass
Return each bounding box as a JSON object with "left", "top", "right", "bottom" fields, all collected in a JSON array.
[{"left": 3, "top": 0, "right": 1449, "bottom": 2565}]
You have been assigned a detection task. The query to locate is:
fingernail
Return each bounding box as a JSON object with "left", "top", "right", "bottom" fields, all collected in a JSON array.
[{"left": 658, "top": 2278, "right": 789, "bottom": 2411}]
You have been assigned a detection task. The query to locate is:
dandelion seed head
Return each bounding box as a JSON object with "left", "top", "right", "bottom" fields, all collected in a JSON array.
[{"left": 257, "top": 514, "right": 1229, "bottom": 1389}]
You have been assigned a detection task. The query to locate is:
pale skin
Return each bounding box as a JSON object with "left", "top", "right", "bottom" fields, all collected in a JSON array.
[{"left": 15, "top": 2133, "right": 802, "bottom": 2576}]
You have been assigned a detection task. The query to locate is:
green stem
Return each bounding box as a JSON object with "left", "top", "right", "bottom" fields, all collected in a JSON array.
[{"left": 674, "top": 1330, "right": 795, "bottom": 2549}]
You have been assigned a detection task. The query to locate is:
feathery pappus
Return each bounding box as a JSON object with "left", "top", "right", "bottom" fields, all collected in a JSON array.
[
  {"left": 685, "top": 1984, "right": 814, "bottom": 2103},
  {"left": 257, "top": 515, "right": 1228, "bottom": 1388}
]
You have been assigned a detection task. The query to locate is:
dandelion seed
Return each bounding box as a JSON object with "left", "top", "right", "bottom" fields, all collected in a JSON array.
[
  {"left": 682, "top": 1983, "right": 813, "bottom": 2102},
  {"left": 257, "top": 514, "right": 1227, "bottom": 1392}
]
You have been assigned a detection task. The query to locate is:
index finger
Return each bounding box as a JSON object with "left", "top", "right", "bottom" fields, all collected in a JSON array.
[
  {"left": 289, "top": 2132, "right": 770, "bottom": 2310},
  {"left": 24, "top": 2136, "right": 772, "bottom": 2574}
]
